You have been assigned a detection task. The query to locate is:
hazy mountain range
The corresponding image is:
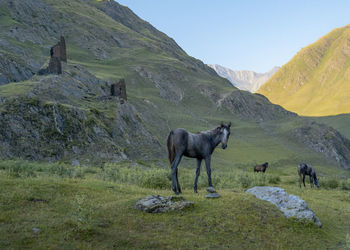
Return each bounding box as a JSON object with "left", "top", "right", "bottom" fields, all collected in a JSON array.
[{"left": 208, "top": 64, "right": 280, "bottom": 92}]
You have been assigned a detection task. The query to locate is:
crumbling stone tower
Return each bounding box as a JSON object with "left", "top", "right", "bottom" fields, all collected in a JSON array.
[
  {"left": 50, "top": 36, "right": 67, "bottom": 63},
  {"left": 111, "top": 79, "right": 127, "bottom": 101},
  {"left": 38, "top": 36, "right": 67, "bottom": 75}
]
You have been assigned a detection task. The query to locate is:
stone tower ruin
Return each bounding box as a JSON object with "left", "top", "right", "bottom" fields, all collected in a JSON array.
[
  {"left": 38, "top": 36, "right": 67, "bottom": 75},
  {"left": 111, "top": 79, "right": 127, "bottom": 101},
  {"left": 50, "top": 36, "right": 67, "bottom": 63}
]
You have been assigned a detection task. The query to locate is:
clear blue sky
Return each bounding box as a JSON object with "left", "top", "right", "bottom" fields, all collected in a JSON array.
[{"left": 117, "top": 0, "right": 350, "bottom": 73}]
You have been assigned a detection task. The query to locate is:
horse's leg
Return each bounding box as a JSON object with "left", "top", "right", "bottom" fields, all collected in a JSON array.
[
  {"left": 194, "top": 158, "right": 202, "bottom": 193},
  {"left": 171, "top": 154, "right": 183, "bottom": 195},
  {"left": 204, "top": 156, "right": 213, "bottom": 188},
  {"left": 310, "top": 176, "right": 313, "bottom": 188},
  {"left": 298, "top": 174, "right": 302, "bottom": 188},
  {"left": 175, "top": 167, "right": 181, "bottom": 194},
  {"left": 303, "top": 174, "right": 306, "bottom": 187}
]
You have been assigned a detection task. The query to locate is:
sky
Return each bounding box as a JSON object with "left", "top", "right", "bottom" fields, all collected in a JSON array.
[{"left": 116, "top": 0, "right": 350, "bottom": 73}]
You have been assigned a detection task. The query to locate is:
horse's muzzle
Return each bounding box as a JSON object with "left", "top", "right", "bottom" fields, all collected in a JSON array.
[{"left": 222, "top": 144, "right": 227, "bottom": 149}]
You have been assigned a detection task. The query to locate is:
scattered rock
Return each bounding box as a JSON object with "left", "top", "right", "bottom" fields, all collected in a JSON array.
[
  {"left": 246, "top": 186, "right": 322, "bottom": 227},
  {"left": 205, "top": 193, "right": 221, "bottom": 198},
  {"left": 134, "top": 195, "right": 194, "bottom": 213},
  {"left": 71, "top": 159, "right": 80, "bottom": 166},
  {"left": 32, "top": 227, "right": 40, "bottom": 234}
]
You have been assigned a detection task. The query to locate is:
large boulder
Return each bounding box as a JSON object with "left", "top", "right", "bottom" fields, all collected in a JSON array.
[
  {"left": 134, "top": 195, "right": 194, "bottom": 213},
  {"left": 246, "top": 186, "right": 322, "bottom": 227}
]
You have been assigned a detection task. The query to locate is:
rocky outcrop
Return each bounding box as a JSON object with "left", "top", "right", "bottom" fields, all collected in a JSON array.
[
  {"left": 246, "top": 186, "right": 322, "bottom": 227},
  {"left": 0, "top": 64, "right": 162, "bottom": 163},
  {"left": 134, "top": 195, "right": 194, "bottom": 213},
  {"left": 292, "top": 122, "right": 350, "bottom": 169},
  {"left": 198, "top": 86, "right": 296, "bottom": 121},
  {"left": 133, "top": 66, "right": 184, "bottom": 103},
  {"left": 221, "top": 91, "right": 296, "bottom": 121},
  {"left": 0, "top": 53, "right": 36, "bottom": 85}
]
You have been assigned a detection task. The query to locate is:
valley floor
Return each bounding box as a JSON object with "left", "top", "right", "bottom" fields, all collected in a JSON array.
[{"left": 0, "top": 160, "right": 349, "bottom": 249}]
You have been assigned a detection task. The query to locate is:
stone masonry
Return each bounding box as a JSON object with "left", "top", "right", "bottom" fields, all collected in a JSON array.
[{"left": 111, "top": 79, "right": 127, "bottom": 101}]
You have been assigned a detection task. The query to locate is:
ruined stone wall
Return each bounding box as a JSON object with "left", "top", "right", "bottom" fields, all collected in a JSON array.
[
  {"left": 38, "top": 36, "right": 67, "bottom": 75},
  {"left": 111, "top": 79, "right": 127, "bottom": 101}
]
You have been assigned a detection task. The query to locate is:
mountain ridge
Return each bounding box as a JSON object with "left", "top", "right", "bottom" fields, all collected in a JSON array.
[
  {"left": 208, "top": 64, "right": 280, "bottom": 92},
  {"left": 0, "top": 0, "right": 349, "bottom": 169},
  {"left": 258, "top": 25, "right": 350, "bottom": 116}
]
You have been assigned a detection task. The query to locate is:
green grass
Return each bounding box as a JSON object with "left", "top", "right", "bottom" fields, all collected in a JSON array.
[
  {"left": 258, "top": 25, "right": 350, "bottom": 116},
  {"left": 0, "top": 160, "right": 349, "bottom": 249}
]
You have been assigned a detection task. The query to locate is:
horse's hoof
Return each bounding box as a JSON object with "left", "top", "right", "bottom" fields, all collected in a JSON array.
[{"left": 206, "top": 186, "right": 217, "bottom": 193}]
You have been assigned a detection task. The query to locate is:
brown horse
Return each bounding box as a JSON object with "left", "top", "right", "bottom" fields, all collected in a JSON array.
[{"left": 254, "top": 162, "right": 268, "bottom": 173}]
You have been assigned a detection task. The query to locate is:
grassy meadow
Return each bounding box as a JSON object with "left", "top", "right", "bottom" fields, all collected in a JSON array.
[{"left": 1, "top": 159, "right": 350, "bottom": 249}]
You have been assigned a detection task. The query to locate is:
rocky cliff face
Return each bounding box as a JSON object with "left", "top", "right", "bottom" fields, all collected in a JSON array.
[
  {"left": 0, "top": 64, "right": 162, "bottom": 163},
  {"left": 292, "top": 122, "right": 350, "bottom": 169},
  {"left": 208, "top": 64, "right": 280, "bottom": 92}
]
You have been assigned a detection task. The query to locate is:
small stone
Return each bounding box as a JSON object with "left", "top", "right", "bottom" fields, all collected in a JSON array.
[
  {"left": 205, "top": 193, "right": 221, "bottom": 198},
  {"left": 206, "top": 186, "right": 217, "bottom": 193},
  {"left": 32, "top": 227, "right": 40, "bottom": 233}
]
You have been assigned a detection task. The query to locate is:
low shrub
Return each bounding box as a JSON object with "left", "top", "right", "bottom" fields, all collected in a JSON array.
[{"left": 322, "top": 178, "right": 339, "bottom": 189}]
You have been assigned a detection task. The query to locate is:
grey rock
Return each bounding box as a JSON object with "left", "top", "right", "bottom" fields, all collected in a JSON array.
[
  {"left": 71, "top": 159, "right": 80, "bottom": 166},
  {"left": 134, "top": 195, "right": 194, "bottom": 213},
  {"left": 32, "top": 227, "right": 40, "bottom": 233},
  {"left": 205, "top": 193, "right": 221, "bottom": 198},
  {"left": 246, "top": 186, "right": 322, "bottom": 227}
]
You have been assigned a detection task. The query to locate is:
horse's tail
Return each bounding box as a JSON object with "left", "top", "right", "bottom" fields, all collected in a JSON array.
[{"left": 167, "top": 131, "right": 175, "bottom": 165}]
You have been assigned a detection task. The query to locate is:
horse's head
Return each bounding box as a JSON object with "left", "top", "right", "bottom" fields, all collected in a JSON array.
[{"left": 217, "top": 122, "right": 231, "bottom": 149}]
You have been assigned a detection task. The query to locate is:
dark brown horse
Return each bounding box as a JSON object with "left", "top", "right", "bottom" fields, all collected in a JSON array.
[
  {"left": 254, "top": 162, "right": 268, "bottom": 173},
  {"left": 167, "top": 123, "right": 231, "bottom": 194},
  {"left": 298, "top": 163, "right": 319, "bottom": 188}
]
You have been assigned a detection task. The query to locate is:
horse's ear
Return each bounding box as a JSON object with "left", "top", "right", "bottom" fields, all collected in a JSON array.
[
  {"left": 228, "top": 122, "right": 232, "bottom": 128},
  {"left": 220, "top": 121, "right": 224, "bottom": 127}
]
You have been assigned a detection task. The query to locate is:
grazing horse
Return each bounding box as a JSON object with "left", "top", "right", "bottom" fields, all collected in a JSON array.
[
  {"left": 254, "top": 162, "right": 268, "bottom": 173},
  {"left": 167, "top": 122, "right": 231, "bottom": 194},
  {"left": 298, "top": 163, "right": 319, "bottom": 188}
]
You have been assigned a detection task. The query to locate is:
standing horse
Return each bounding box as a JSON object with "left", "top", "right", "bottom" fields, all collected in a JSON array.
[
  {"left": 167, "top": 122, "right": 231, "bottom": 194},
  {"left": 254, "top": 162, "right": 268, "bottom": 173},
  {"left": 298, "top": 163, "right": 319, "bottom": 188}
]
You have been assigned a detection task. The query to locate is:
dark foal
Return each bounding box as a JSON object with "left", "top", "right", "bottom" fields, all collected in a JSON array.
[
  {"left": 167, "top": 123, "right": 231, "bottom": 194},
  {"left": 298, "top": 163, "right": 319, "bottom": 188},
  {"left": 254, "top": 162, "right": 268, "bottom": 173}
]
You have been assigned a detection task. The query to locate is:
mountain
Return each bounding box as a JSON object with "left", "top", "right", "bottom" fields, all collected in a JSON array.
[
  {"left": 208, "top": 64, "right": 280, "bottom": 92},
  {"left": 258, "top": 25, "right": 350, "bottom": 116},
  {"left": 0, "top": 0, "right": 349, "bottom": 169}
]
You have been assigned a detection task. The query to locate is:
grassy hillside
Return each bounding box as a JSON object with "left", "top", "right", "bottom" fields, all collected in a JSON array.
[
  {"left": 258, "top": 25, "right": 350, "bottom": 116},
  {"left": 0, "top": 160, "right": 350, "bottom": 249},
  {"left": 0, "top": 1, "right": 350, "bottom": 248},
  {"left": 1, "top": 0, "right": 349, "bottom": 168}
]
